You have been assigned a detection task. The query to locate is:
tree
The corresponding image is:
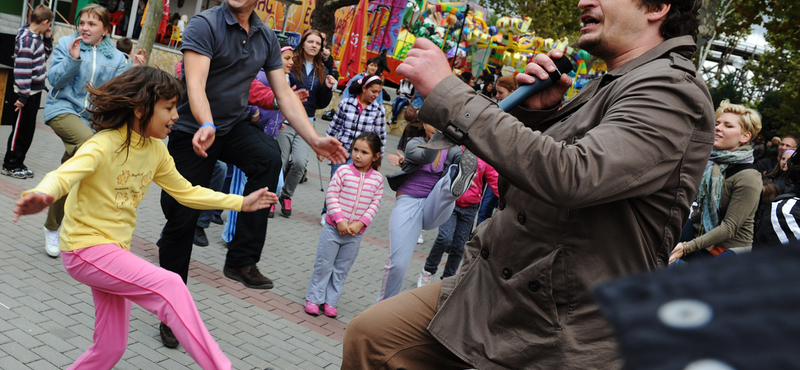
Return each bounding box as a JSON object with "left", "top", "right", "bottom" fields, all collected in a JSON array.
[
  {"left": 310, "top": 0, "right": 361, "bottom": 44},
  {"left": 476, "top": 0, "right": 582, "bottom": 41},
  {"left": 136, "top": 0, "right": 163, "bottom": 65},
  {"left": 749, "top": 0, "right": 800, "bottom": 136}
]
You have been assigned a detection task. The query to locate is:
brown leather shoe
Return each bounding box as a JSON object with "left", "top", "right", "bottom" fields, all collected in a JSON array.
[
  {"left": 223, "top": 264, "right": 274, "bottom": 289},
  {"left": 159, "top": 322, "right": 179, "bottom": 348}
]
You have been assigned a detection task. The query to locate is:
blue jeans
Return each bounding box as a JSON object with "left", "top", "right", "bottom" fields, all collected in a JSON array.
[
  {"left": 476, "top": 188, "right": 498, "bottom": 226},
  {"left": 197, "top": 160, "right": 228, "bottom": 228},
  {"left": 411, "top": 92, "right": 424, "bottom": 109},
  {"left": 423, "top": 203, "right": 479, "bottom": 278},
  {"left": 391, "top": 96, "right": 410, "bottom": 123}
]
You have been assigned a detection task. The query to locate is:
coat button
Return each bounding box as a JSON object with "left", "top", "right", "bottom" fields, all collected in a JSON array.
[
  {"left": 658, "top": 299, "right": 713, "bottom": 329},
  {"left": 480, "top": 247, "right": 489, "bottom": 259},
  {"left": 517, "top": 211, "right": 526, "bottom": 224},
  {"left": 502, "top": 267, "right": 512, "bottom": 279},
  {"left": 528, "top": 280, "right": 540, "bottom": 292},
  {"left": 498, "top": 198, "right": 506, "bottom": 210}
]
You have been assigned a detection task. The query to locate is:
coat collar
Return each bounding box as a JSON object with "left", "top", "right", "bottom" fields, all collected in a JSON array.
[{"left": 605, "top": 35, "right": 697, "bottom": 77}]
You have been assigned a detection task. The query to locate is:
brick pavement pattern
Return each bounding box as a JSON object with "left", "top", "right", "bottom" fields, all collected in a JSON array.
[{"left": 0, "top": 113, "right": 444, "bottom": 369}]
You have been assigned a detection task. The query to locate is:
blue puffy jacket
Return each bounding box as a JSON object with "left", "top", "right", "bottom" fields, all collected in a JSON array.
[{"left": 45, "top": 34, "right": 130, "bottom": 125}]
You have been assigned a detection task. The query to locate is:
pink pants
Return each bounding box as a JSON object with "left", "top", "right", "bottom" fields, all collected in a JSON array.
[{"left": 62, "top": 244, "right": 231, "bottom": 370}]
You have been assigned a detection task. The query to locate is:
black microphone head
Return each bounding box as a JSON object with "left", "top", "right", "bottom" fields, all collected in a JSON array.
[{"left": 553, "top": 56, "right": 574, "bottom": 75}]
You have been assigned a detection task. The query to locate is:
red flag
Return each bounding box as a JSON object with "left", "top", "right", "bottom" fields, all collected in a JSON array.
[{"left": 339, "top": 0, "right": 369, "bottom": 81}]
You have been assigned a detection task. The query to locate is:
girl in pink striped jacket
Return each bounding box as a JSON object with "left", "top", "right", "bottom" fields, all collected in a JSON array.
[{"left": 305, "top": 132, "right": 384, "bottom": 318}]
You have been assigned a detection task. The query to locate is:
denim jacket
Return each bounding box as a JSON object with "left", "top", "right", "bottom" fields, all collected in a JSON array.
[{"left": 45, "top": 34, "right": 130, "bottom": 125}]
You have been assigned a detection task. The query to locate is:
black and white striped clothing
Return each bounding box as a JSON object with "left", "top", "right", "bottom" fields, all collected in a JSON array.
[{"left": 754, "top": 193, "right": 800, "bottom": 248}]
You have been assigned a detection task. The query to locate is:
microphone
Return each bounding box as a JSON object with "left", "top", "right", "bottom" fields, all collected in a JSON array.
[{"left": 497, "top": 57, "right": 574, "bottom": 112}]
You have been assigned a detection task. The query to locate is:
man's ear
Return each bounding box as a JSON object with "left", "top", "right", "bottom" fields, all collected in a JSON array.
[{"left": 647, "top": 3, "right": 671, "bottom": 22}]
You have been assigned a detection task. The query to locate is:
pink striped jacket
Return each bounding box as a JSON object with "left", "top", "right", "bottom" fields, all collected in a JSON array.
[{"left": 325, "top": 163, "right": 385, "bottom": 233}]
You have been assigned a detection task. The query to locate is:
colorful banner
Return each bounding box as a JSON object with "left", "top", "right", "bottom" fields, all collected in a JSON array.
[
  {"left": 365, "top": 0, "right": 407, "bottom": 55},
  {"left": 332, "top": 5, "right": 357, "bottom": 61},
  {"left": 338, "top": 0, "right": 370, "bottom": 81},
  {"left": 254, "top": 0, "right": 316, "bottom": 34}
]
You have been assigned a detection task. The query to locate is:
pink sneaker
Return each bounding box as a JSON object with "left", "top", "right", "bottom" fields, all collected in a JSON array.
[
  {"left": 322, "top": 303, "right": 338, "bottom": 318},
  {"left": 304, "top": 300, "right": 320, "bottom": 316}
]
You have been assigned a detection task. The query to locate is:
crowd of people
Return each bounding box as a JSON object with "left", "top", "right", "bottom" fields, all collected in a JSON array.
[{"left": 4, "top": 0, "right": 798, "bottom": 369}]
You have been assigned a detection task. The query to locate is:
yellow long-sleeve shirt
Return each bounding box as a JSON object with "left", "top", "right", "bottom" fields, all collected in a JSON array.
[{"left": 24, "top": 125, "right": 243, "bottom": 252}]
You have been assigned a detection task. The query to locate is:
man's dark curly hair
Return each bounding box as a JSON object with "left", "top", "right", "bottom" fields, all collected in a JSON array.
[{"left": 639, "top": 0, "right": 702, "bottom": 41}]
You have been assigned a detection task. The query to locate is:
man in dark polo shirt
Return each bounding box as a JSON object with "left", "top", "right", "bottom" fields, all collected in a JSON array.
[{"left": 158, "top": 0, "right": 347, "bottom": 347}]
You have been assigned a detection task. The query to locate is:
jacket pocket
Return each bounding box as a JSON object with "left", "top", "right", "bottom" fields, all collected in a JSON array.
[{"left": 547, "top": 247, "right": 570, "bottom": 329}]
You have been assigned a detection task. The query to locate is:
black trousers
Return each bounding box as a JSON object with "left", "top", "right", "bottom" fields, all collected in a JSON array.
[
  {"left": 3, "top": 91, "right": 41, "bottom": 170},
  {"left": 159, "top": 121, "right": 281, "bottom": 283}
]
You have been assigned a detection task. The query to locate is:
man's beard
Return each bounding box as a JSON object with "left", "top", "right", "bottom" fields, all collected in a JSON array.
[{"left": 578, "top": 34, "right": 607, "bottom": 60}]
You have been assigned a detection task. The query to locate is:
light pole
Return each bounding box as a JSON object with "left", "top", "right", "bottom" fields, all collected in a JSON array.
[{"left": 726, "top": 57, "right": 746, "bottom": 100}]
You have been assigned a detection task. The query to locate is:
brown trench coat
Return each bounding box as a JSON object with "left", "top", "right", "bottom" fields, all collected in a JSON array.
[{"left": 417, "top": 36, "right": 716, "bottom": 369}]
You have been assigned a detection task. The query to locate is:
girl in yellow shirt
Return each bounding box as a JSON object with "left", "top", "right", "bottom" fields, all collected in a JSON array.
[{"left": 13, "top": 66, "right": 277, "bottom": 370}]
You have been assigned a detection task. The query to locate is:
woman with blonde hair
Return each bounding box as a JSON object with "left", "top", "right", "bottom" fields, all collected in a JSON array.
[{"left": 670, "top": 100, "right": 763, "bottom": 263}]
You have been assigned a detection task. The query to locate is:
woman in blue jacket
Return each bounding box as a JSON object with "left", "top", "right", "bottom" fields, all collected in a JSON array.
[
  {"left": 41, "top": 4, "right": 141, "bottom": 258},
  {"left": 277, "top": 29, "right": 336, "bottom": 218}
]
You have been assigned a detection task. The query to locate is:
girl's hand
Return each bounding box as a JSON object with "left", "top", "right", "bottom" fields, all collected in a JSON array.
[
  {"left": 280, "top": 123, "right": 286, "bottom": 130},
  {"left": 241, "top": 187, "right": 278, "bottom": 212},
  {"left": 13, "top": 192, "right": 55, "bottom": 222},
  {"left": 132, "top": 49, "right": 146, "bottom": 66},
  {"left": 325, "top": 75, "right": 337, "bottom": 89},
  {"left": 312, "top": 136, "right": 349, "bottom": 164},
  {"left": 337, "top": 221, "right": 349, "bottom": 235},
  {"left": 292, "top": 86, "right": 309, "bottom": 102},
  {"left": 348, "top": 221, "right": 365, "bottom": 236},
  {"left": 387, "top": 151, "right": 404, "bottom": 167},
  {"left": 668, "top": 242, "right": 686, "bottom": 265},
  {"left": 69, "top": 36, "right": 83, "bottom": 59}
]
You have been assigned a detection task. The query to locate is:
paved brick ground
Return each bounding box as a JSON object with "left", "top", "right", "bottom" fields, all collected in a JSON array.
[{"left": 0, "top": 108, "right": 443, "bottom": 369}]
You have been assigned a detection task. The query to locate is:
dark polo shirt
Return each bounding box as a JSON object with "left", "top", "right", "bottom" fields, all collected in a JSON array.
[{"left": 174, "top": 2, "right": 283, "bottom": 136}]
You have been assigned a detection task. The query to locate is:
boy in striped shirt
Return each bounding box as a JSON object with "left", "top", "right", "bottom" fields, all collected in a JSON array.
[{"left": 2, "top": 5, "right": 53, "bottom": 179}]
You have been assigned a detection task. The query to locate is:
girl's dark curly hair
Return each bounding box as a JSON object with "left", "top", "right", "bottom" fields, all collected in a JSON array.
[{"left": 85, "top": 66, "right": 183, "bottom": 158}]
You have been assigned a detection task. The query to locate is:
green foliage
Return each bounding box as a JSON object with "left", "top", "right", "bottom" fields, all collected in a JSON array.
[
  {"left": 749, "top": 0, "right": 800, "bottom": 137},
  {"left": 477, "top": 0, "right": 582, "bottom": 41}
]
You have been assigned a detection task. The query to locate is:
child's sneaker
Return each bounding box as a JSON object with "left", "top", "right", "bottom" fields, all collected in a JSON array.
[
  {"left": 268, "top": 204, "right": 275, "bottom": 218},
  {"left": 279, "top": 196, "right": 292, "bottom": 217},
  {"left": 417, "top": 234, "right": 424, "bottom": 244},
  {"left": 19, "top": 166, "right": 34, "bottom": 178},
  {"left": 450, "top": 150, "right": 478, "bottom": 197},
  {"left": 43, "top": 227, "right": 60, "bottom": 258},
  {"left": 322, "top": 303, "right": 338, "bottom": 318},
  {"left": 1, "top": 167, "right": 28, "bottom": 179},
  {"left": 304, "top": 300, "right": 320, "bottom": 316},
  {"left": 417, "top": 270, "right": 433, "bottom": 287}
]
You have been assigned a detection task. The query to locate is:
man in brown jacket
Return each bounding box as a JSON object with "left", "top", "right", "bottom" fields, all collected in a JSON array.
[{"left": 342, "top": 0, "right": 715, "bottom": 368}]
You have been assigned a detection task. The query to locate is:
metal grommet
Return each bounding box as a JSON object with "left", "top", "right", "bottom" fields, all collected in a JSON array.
[
  {"left": 684, "top": 359, "right": 736, "bottom": 370},
  {"left": 465, "top": 113, "right": 471, "bottom": 118},
  {"left": 658, "top": 299, "right": 713, "bottom": 329}
]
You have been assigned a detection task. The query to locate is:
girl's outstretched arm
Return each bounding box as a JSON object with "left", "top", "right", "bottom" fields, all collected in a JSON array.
[
  {"left": 241, "top": 187, "right": 278, "bottom": 212},
  {"left": 13, "top": 193, "right": 55, "bottom": 222}
]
